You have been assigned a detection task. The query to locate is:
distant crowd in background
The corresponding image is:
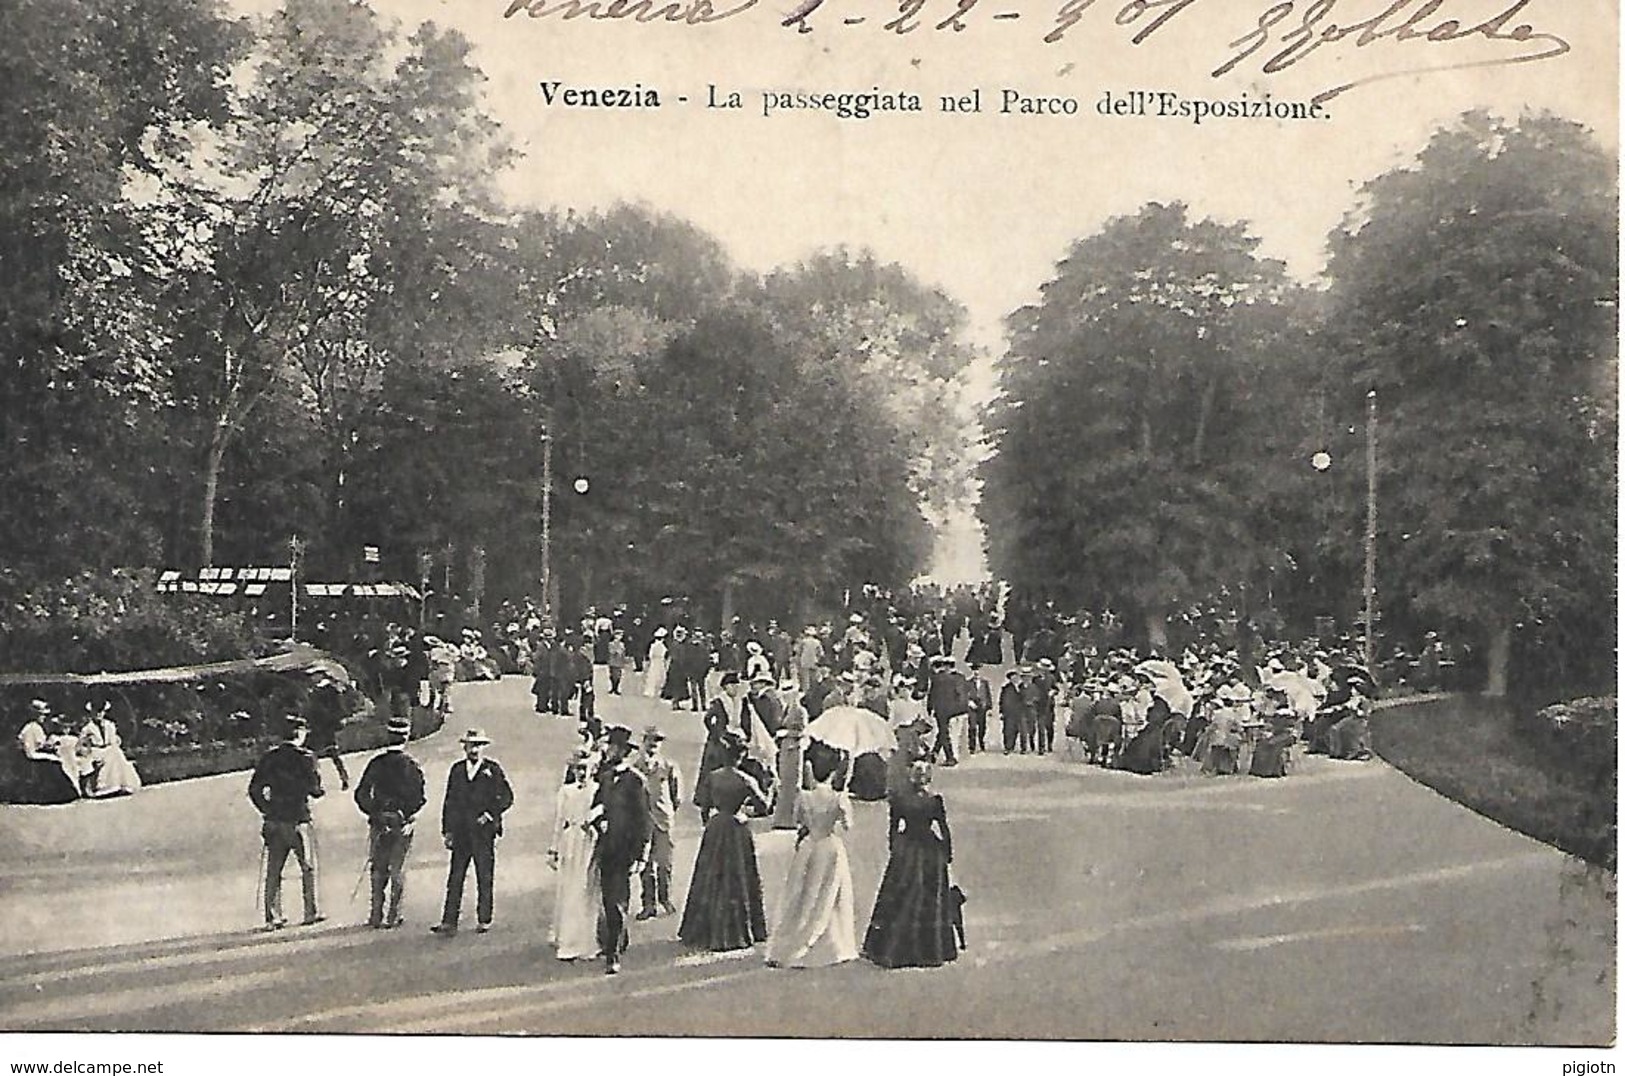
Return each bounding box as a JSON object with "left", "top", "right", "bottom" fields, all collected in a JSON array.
[{"left": 9, "top": 575, "right": 1461, "bottom": 805}]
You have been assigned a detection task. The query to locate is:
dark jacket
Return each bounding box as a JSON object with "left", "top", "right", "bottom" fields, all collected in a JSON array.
[
  {"left": 928, "top": 670, "right": 971, "bottom": 719},
  {"left": 249, "top": 742, "right": 325, "bottom": 824},
  {"left": 304, "top": 682, "right": 352, "bottom": 749},
  {"left": 749, "top": 691, "right": 785, "bottom": 737},
  {"left": 354, "top": 749, "right": 427, "bottom": 825},
  {"left": 967, "top": 675, "right": 993, "bottom": 715},
  {"left": 530, "top": 640, "right": 555, "bottom": 677},
  {"left": 999, "top": 682, "right": 1029, "bottom": 723},
  {"left": 594, "top": 765, "right": 652, "bottom": 871},
  {"left": 441, "top": 757, "right": 514, "bottom": 842}
]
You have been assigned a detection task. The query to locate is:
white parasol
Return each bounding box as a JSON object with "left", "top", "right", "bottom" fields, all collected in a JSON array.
[
  {"left": 1134, "top": 659, "right": 1193, "bottom": 716},
  {"left": 806, "top": 705, "right": 897, "bottom": 757}
]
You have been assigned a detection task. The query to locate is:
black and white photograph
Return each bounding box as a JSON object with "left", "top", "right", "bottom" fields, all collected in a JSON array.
[{"left": 0, "top": 0, "right": 1617, "bottom": 1067}]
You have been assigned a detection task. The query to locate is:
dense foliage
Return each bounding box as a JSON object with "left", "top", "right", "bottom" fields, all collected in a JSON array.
[
  {"left": 0, "top": 0, "right": 971, "bottom": 638},
  {"left": 981, "top": 113, "right": 1617, "bottom": 696}
]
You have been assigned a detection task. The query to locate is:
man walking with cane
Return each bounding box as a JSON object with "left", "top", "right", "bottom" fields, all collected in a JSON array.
[
  {"left": 353, "top": 713, "right": 426, "bottom": 929},
  {"left": 248, "top": 715, "right": 325, "bottom": 931}
]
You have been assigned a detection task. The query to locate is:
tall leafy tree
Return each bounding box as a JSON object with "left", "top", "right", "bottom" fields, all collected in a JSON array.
[
  {"left": 0, "top": 0, "right": 243, "bottom": 575},
  {"left": 144, "top": 0, "right": 513, "bottom": 569},
  {"left": 1322, "top": 111, "right": 1618, "bottom": 696},
  {"left": 979, "top": 203, "right": 1303, "bottom": 648},
  {"left": 757, "top": 249, "right": 980, "bottom": 514}
]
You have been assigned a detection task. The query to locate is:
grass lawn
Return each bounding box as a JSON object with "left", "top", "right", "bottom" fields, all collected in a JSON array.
[{"left": 1373, "top": 696, "right": 1617, "bottom": 871}]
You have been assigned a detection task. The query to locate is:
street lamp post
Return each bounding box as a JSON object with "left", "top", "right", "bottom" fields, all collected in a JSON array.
[
  {"left": 541, "top": 429, "right": 553, "bottom": 620},
  {"left": 1363, "top": 388, "right": 1378, "bottom": 674},
  {"left": 1308, "top": 386, "right": 1377, "bottom": 673}
]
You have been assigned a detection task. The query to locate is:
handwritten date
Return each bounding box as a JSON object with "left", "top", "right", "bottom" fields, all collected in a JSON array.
[{"left": 501, "top": 0, "right": 1575, "bottom": 106}]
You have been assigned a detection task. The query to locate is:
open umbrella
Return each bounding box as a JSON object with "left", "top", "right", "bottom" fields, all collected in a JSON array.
[
  {"left": 806, "top": 705, "right": 896, "bottom": 757},
  {"left": 1134, "top": 659, "right": 1193, "bottom": 716}
]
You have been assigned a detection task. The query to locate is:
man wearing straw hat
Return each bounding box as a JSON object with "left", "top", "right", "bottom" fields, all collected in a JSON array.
[
  {"left": 632, "top": 724, "right": 680, "bottom": 920},
  {"left": 432, "top": 728, "right": 514, "bottom": 936},
  {"left": 353, "top": 713, "right": 426, "bottom": 929},
  {"left": 248, "top": 715, "right": 326, "bottom": 931}
]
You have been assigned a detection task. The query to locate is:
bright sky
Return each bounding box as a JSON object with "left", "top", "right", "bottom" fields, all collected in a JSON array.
[{"left": 236, "top": 0, "right": 1619, "bottom": 581}]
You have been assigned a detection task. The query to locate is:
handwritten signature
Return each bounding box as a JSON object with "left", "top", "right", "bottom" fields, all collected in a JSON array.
[
  {"left": 1211, "top": 0, "right": 1573, "bottom": 104},
  {"left": 501, "top": 0, "right": 1575, "bottom": 106}
]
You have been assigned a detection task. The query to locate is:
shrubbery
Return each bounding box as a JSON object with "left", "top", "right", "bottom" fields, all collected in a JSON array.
[
  {"left": 0, "top": 568, "right": 275, "bottom": 675},
  {"left": 1523, "top": 696, "right": 1617, "bottom": 780},
  {"left": 0, "top": 569, "right": 438, "bottom": 801}
]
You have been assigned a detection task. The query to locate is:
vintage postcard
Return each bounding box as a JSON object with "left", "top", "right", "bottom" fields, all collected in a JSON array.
[{"left": 0, "top": 0, "right": 1616, "bottom": 1069}]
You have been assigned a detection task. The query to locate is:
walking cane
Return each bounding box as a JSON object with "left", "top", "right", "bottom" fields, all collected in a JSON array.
[
  {"left": 351, "top": 829, "right": 375, "bottom": 904},
  {"left": 351, "top": 854, "right": 372, "bottom": 903},
  {"left": 253, "top": 842, "right": 267, "bottom": 921}
]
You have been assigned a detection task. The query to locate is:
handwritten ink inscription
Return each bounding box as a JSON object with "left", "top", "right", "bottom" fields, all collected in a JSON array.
[{"left": 501, "top": 0, "right": 1576, "bottom": 105}]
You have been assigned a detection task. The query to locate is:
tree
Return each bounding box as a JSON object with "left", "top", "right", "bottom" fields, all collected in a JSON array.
[
  {"left": 1322, "top": 111, "right": 1618, "bottom": 696},
  {"left": 979, "top": 202, "right": 1303, "bottom": 648},
  {"left": 0, "top": 0, "right": 243, "bottom": 576},
  {"left": 143, "top": 0, "right": 514, "bottom": 569},
  {"left": 756, "top": 249, "right": 980, "bottom": 515}
]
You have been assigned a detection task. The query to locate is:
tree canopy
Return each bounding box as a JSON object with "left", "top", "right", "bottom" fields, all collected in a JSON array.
[{"left": 0, "top": 0, "right": 966, "bottom": 630}]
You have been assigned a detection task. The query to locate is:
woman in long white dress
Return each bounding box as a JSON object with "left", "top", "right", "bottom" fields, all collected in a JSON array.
[
  {"left": 77, "top": 705, "right": 141, "bottom": 798},
  {"left": 765, "top": 747, "right": 857, "bottom": 968},
  {"left": 643, "top": 629, "right": 670, "bottom": 699},
  {"left": 548, "top": 751, "right": 603, "bottom": 960}
]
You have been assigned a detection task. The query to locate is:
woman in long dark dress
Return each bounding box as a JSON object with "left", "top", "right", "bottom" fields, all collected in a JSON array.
[
  {"left": 863, "top": 760, "right": 958, "bottom": 969},
  {"left": 1116, "top": 696, "right": 1172, "bottom": 774},
  {"left": 679, "top": 734, "right": 769, "bottom": 952}
]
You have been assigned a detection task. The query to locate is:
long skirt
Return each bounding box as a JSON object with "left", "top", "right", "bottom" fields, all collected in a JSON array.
[
  {"left": 862, "top": 836, "right": 957, "bottom": 969},
  {"left": 849, "top": 753, "right": 889, "bottom": 802},
  {"left": 771, "top": 739, "right": 804, "bottom": 829},
  {"left": 1203, "top": 742, "right": 1240, "bottom": 776},
  {"left": 1116, "top": 722, "right": 1167, "bottom": 774},
  {"left": 643, "top": 656, "right": 668, "bottom": 698},
  {"left": 1249, "top": 733, "right": 1295, "bottom": 778},
  {"left": 1180, "top": 715, "right": 1210, "bottom": 757},
  {"left": 765, "top": 834, "right": 857, "bottom": 968},
  {"left": 82, "top": 746, "right": 141, "bottom": 798},
  {"left": 20, "top": 758, "right": 79, "bottom": 805},
  {"left": 1328, "top": 716, "right": 1372, "bottom": 760},
  {"left": 551, "top": 828, "right": 602, "bottom": 960},
  {"left": 678, "top": 815, "right": 767, "bottom": 952}
]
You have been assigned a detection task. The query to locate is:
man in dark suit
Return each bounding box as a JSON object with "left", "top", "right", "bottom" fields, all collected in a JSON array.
[
  {"left": 593, "top": 726, "right": 652, "bottom": 975},
  {"left": 927, "top": 656, "right": 970, "bottom": 767},
  {"left": 964, "top": 660, "right": 993, "bottom": 754},
  {"left": 547, "top": 630, "right": 575, "bottom": 716},
  {"left": 1000, "top": 669, "right": 1030, "bottom": 755},
  {"left": 530, "top": 629, "right": 557, "bottom": 716},
  {"left": 248, "top": 716, "right": 325, "bottom": 931},
  {"left": 432, "top": 728, "right": 514, "bottom": 937},
  {"left": 353, "top": 713, "right": 426, "bottom": 929}
]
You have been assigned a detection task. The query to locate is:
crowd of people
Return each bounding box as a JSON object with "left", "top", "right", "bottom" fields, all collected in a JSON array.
[
  {"left": 248, "top": 703, "right": 964, "bottom": 976},
  {"left": 17, "top": 579, "right": 1392, "bottom": 987},
  {"left": 486, "top": 584, "right": 1381, "bottom": 787}
]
